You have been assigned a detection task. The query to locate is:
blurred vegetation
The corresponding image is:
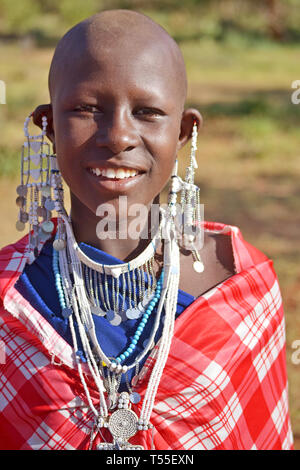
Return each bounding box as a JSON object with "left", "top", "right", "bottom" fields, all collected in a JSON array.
[{"left": 0, "top": 0, "right": 300, "bottom": 444}]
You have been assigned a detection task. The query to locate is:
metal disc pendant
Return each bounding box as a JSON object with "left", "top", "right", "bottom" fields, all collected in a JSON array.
[
  {"left": 44, "top": 198, "right": 55, "bottom": 211},
  {"left": 126, "top": 308, "right": 141, "bottom": 320},
  {"left": 110, "top": 314, "right": 122, "bottom": 326},
  {"left": 90, "top": 304, "right": 106, "bottom": 316},
  {"left": 16, "top": 185, "right": 27, "bottom": 197},
  {"left": 137, "top": 302, "right": 145, "bottom": 313},
  {"left": 106, "top": 310, "right": 115, "bottom": 322},
  {"left": 16, "top": 220, "right": 25, "bottom": 231},
  {"left": 129, "top": 392, "right": 141, "bottom": 404},
  {"left": 193, "top": 260, "right": 204, "bottom": 273},
  {"left": 16, "top": 196, "right": 25, "bottom": 207},
  {"left": 108, "top": 408, "right": 138, "bottom": 440},
  {"left": 41, "top": 220, "right": 54, "bottom": 233},
  {"left": 53, "top": 239, "right": 66, "bottom": 251},
  {"left": 20, "top": 212, "right": 29, "bottom": 223}
]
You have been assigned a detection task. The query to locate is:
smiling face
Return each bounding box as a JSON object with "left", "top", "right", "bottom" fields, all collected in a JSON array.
[{"left": 48, "top": 11, "right": 190, "bottom": 222}]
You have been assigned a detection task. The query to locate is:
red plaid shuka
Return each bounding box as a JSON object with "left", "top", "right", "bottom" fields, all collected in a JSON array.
[{"left": 0, "top": 220, "right": 293, "bottom": 450}]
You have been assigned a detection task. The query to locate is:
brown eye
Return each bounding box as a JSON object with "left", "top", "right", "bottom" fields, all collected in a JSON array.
[
  {"left": 74, "top": 105, "right": 102, "bottom": 114},
  {"left": 134, "top": 108, "right": 164, "bottom": 117}
]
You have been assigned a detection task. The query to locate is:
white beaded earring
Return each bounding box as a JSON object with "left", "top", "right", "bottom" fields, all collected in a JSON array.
[
  {"left": 16, "top": 112, "right": 65, "bottom": 263},
  {"left": 167, "top": 120, "right": 204, "bottom": 273}
]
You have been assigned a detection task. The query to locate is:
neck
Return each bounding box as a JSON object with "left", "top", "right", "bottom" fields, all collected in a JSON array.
[{"left": 69, "top": 193, "right": 161, "bottom": 262}]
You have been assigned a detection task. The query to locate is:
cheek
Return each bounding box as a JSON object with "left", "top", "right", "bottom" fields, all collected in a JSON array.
[{"left": 54, "top": 115, "right": 96, "bottom": 156}]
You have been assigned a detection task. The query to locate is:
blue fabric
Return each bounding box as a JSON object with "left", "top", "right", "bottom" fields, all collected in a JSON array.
[{"left": 15, "top": 240, "right": 195, "bottom": 389}]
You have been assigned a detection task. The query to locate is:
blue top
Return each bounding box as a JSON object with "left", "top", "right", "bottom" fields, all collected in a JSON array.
[{"left": 14, "top": 240, "right": 195, "bottom": 390}]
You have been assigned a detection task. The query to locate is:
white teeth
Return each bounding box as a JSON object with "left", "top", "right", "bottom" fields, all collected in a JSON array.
[
  {"left": 116, "top": 168, "right": 126, "bottom": 178},
  {"left": 90, "top": 167, "right": 138, "bottom": 179},
  {"left": 106, "top": 168, "right": 116, "bottom": 178}
]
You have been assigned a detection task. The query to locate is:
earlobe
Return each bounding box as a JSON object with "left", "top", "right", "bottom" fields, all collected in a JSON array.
[
  {"left": 32, "top": 104, "right": 56, "bottom": 151},
  {"left": 178, "top": 108, "right": 203, "bottom": 150}
]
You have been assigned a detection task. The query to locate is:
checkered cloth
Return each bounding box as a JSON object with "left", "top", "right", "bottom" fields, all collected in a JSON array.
[{"left": 0, "top": 220, "right": 293, "bottom": 450}]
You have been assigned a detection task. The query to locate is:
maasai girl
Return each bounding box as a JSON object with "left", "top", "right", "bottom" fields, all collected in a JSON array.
[{"left": 0, "top": 10, "right": 293, "bottom": 450}]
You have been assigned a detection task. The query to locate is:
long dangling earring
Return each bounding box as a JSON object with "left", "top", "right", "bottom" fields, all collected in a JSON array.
[
  {"left": 15, "top": 112, "right": 66, "bottom": 263},
  {"left": 167, "top": 120, "right": 204, "bottom": 273}
]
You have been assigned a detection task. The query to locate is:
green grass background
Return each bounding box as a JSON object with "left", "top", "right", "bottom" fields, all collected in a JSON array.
[{"left": 0, "top": 0, "right": 299, "bottom": 446}]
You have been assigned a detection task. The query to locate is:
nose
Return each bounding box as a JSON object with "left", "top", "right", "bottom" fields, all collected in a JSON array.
[{"left": 95, "top": 108, "right": 140, "bottom": 154}]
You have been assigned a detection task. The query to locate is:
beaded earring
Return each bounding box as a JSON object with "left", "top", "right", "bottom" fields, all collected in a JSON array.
[
  {"left": 16, "top": 112, "right": 65, "bottom": 263},
  {"left": 167, "top": 120, "right": 204, "bottom": 273}
]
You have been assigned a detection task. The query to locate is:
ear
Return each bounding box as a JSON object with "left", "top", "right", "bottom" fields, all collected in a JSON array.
[
  {"left": 177, "top": 108, "right": 203, "bottom": 151},
  {"left": 32, "top": 104, "right": 56, "bottom": 153}
]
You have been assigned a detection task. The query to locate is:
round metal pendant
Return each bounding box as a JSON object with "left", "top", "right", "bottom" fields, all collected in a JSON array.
[
  {"left": 44, "top": 198, "right": 55, "bottom": 211},
  {"left": 110, "top": 314, "right": 122, "bottom": 326},
  {"left": 129, "top": 392, "right": 141, "bottom": 404},
  {"left": 16, "top": 220, "right": 25, "bottom": 231},
  {"left": 193, "top": 260, "right": 204, "bottom": 273},
  {"left": 20, "top": 211, "right": 29, "bottom": 223},
  {"left": 108, "top": 408, "right": 138, "bottom": 440},
  {"left": 41, "top": 220, "right": 54, "bottom": 233},
  {"left": 53, "top": 239, "right": 66, "bottom": 251},
  {"left": 90, "top": 305, "right": 106, "bottom": 316},
  {"left": 16, "top": 185, "right": 27, "bottom": 197},
  {"left": 16, "top": 196, "right": 25, "bottom": 207},
  {"left": 126, "top": 308, "right": 141, "bottom": 320},
  {"left": 106, "top": 310, "right": 115, "bottom": 322}
]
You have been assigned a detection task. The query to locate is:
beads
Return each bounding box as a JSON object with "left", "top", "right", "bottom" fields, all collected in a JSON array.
[{"left": 114, "top": 270, "right": 164, "bottom": 365}]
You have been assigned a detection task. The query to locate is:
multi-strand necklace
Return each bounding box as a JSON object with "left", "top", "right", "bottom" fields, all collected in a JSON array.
[{"left": 52, "top": 196, "right": 180, "bottom": 450}]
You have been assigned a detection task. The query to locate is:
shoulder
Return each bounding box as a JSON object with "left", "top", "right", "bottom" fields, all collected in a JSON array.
[
  {"left": 179, "top": 231, "right": 235, "bottom": 297},
  {"left": 179, "top": 221, "right": 269, "bottom": 298}
]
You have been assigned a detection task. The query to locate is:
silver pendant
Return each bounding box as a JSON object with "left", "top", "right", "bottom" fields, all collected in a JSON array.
[
  {"left": 90, "top": 304, "right": 106, "bottom": 316},
  {"left": 129, "top": 392, "right": 141, "bottom": 404},
  {"left": 193, "top": 260, "right": 204, "bottom": 273},
  {"left": 97, "top": 393, "right": 144, "bottom": 451},
  {"left": 126, "top": 308, "right": 141, "bottom": 320},
  {"left": 106, "top": 310, "right": 115, "bottom": 321},
  {"left": 110, "top": 314, "right": 122, "bottom": 326}
]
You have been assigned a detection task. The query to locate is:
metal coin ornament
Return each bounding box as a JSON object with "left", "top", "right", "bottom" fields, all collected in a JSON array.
[
  {"left": 90, "top": 304, "right": 106, "bottom": 316},
  {"left": 53, "top": 238, "right": 66, "bottom": 251},
  {"left": 41, "top": 220, "right": 54, "bottom": 233},
  {"left": 106, "top": 310, "right": 115, "bottom": 322},
  {"left": 193, "top": 260, "right": 204, "bottom": 273},
  {"left": 97, "top": 393, "right": 145, "bottom": 450},
  {"left": 16, "top": 113, "right": 58, "bottom": 264},
  {"left": 16, "top": 185, "right": 27, "bottom": 197},
  {"left": 126, "top": 308, "right": 141, "bottom": 320},
  {"left": 110, "top": 314, "right": 122, "bottom": 326},
  {"left": 16, "top": 220, "right": 25, "bottom": 232}
]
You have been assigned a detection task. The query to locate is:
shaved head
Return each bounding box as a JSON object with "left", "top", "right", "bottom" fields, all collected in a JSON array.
[{"left": 48, "top": 9, "right": 187, "bottom": 107}]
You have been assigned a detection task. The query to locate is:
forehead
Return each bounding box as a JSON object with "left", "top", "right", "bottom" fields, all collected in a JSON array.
[{"left": 50, "top": 31, "right": 186, "bottom": 108}]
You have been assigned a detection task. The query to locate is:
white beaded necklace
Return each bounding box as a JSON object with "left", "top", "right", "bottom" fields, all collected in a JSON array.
[{"left": 54, "top": 199, "right": 180, "bottom": 450}]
